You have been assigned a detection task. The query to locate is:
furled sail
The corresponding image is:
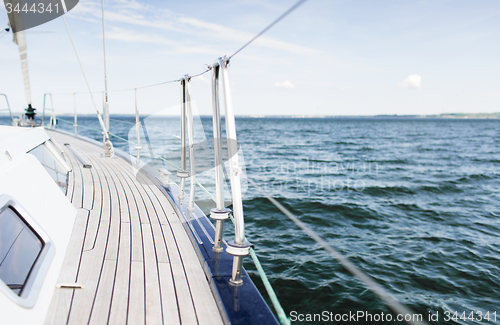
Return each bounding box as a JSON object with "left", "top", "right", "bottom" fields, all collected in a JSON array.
[{"left": 7, "top": 2, "right": 31, "bottom": 105}]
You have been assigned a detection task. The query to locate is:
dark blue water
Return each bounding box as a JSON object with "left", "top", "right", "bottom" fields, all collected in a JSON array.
[{"left": 4, "top": 115, "right": 500, "bottom": 324}]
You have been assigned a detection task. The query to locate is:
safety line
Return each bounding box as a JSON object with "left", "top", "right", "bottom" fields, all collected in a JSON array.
[{"left": 54, "top": 0, "right": 306, "bottom": 95}]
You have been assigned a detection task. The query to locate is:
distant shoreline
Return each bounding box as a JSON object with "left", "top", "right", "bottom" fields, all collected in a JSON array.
[
  {"left": 236, "top": 112, "right": 500, "bottom": 119},
  {"left": 41, "top": 112, "right": 500, "bottom": 119}
]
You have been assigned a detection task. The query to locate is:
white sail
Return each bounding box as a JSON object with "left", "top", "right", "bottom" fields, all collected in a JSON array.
[
  {"left": 13, "top": 31, "right": 31, "bottom": 105},
  {"left": 7, "top": 3, "right": 31, "bottom": 105}
]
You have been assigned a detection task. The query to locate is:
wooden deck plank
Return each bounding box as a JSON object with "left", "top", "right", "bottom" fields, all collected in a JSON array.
[
  {"left": 158, "top": 262, "right": 181, "bottom": 325},
  {"left": 115, "top": 166, "right": 187, "bottom": 325},
  {"left": 161, "top": 223, "right": 198, "bottom": 325},
  {"left": 150, "top": 218, "right": 170, "bottom": 264},
  {"left": 108, "top": 222, "right": 131, "bottom": 325},
  {"left": 116, "top": 163, "right": 151, "bottom": 225},
  {"left": 168, "top": 216, "right": 222, "bottom": 325},
  {"left": 99, "top": 160, "right": 121, "bottom": 262},
  {"left": 121, "top": 161, "right": 223, "bottom": 324},
  {"left": 117, "top": 165, "right": 195, "bottom": 311},
  {"left": 89, "top": 259, "right": 116, "bottom": 324},
  {"left": 142, "top": 224, "right": 163, "bottom": 325},
  {"left": 129, "top": 186, "right": 144, "bottom": 263},
  {"left": 81, "top": 163, "right": 103, "bottom": 251},
  {"left": 110, "top": 160, "right": 132, "bottom": 223},
  {"left": 44, "top": 208, "right": 89, "bottom": 325},
  {"left": 102, "top": 157, "right": 134, "bottom": 325},
  {"left": 68, "top": 155, "right": 111, "bottom": 324},
  {"left": 45, "top": 130, "right": 225, "bottom": 325},
  {"left": 86, "top": 156, "right": 124, "bottom": 323},
  {"left": 67, "top": 225, "right": 109, "bottom": 325},
  {"left": 112, "top": 162, "right": 179, "bottom": 324},
  {"left": 108, "top": 161, "right": 145, "bottom": 263},
  {"left": 129, "top": 261, "right": 145, "bottom": 325},
  {"left": 112, "top": 162, "right": 170, "bottom": 265},
  {"left": 150, "top": 190, "right": 223, "bottom": 325},
  {"left": 43, "top": 288, "right": 74, "bottom": 325}
]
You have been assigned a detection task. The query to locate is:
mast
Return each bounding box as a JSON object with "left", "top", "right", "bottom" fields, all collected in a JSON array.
[{"left": 101, "top": 0, "right": 113, "bottom": 156}]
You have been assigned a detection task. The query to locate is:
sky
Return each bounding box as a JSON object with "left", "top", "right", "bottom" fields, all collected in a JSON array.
[{"left": 0, "top": 0, "right": 499, "bottom": 116}]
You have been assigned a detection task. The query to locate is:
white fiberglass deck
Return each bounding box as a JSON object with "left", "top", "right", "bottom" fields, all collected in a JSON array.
[{"left": 45, "top": 130, "right": 223, "bottom": 325}]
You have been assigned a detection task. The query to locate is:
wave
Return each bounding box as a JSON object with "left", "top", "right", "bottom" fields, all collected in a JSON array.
[{"left": 456, "top": 174, "right": 496, "bottom": 182}]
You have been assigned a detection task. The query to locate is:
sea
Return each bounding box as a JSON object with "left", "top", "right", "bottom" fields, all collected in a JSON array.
[{"left": 3, "top": 115, "right": 499, "bottom": 324}]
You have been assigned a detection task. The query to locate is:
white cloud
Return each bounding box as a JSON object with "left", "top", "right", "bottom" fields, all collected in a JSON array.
[
  {"left": 400, "top": 74, "right": 422, "bottom": 88},
  {"left": 106, "top": 27, "right": 222, "bottom": 55},
  {"left": 69, "top": 0, "right": 322, "bottom": 57},
  {"left": 275, "top": 80, "right": 295, "bottom": 89},
  {"left": 106, "top": 27, "right": 175, "bottom": 45}
]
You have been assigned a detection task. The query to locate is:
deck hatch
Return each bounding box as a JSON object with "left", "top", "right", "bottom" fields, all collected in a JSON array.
[
  {"left": 0, "top": 207, "right": 44, "bottom": 296},
  {"left": 0, "top": 195, "right": 55, "bottom": 308}
]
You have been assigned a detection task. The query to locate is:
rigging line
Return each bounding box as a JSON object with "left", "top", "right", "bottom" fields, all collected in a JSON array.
[
  {"left": 50, "top": 90, "right": 100, "bottom": 95},
  {"left": 136, "top": 78, "right": 180, "bottom": 90},
  {"left": 111, "top": 66, "right": 212, "bottom": 91},
  {"left": 228, "top": 0, "right": 309, "bottom": 60},
  {"left": 53, "top": 78, "right": 181, "bottom": 95},
  {"left": 189, "top": 67, "right": 212, "bottom": 79},
  {"left": 104, "top": 79, "right": 181, "bottom": 93},
  {"left": 51, "top": 0, "right": 307, "bottom": 99},
  {"left": 108, "top": 118, "right": 181, "bottom": 139},
  {"left": 81, "top": 64, "right": 208, "bottom": 93},
  {"left": 48, "top": 0, "right": 307, "bottom": 98},
  {"left": 245, "top": 177, "right": 430, "bottom": 325},
  {"left": 101, "top": 0, "right": 109, "bottom": 105},
  {"left": 61, "top": 15, "right": 110, "bottom": 142},
  {"left": 112, "top": 70, "right": 209, "bottom": 91},
  {"left": 104, "top": 68, "right": 209, "bottom": 92}
]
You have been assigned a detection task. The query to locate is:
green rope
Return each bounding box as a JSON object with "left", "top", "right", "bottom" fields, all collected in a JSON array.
[
  {"left": 250, "top": 248, "right": 290, "bottom": 325},
  {"left": 228, "top": 213, "right": 290, "bottom": 325},
  {"left": 196, "top": 180, "right": 217, "bottom": 202}
]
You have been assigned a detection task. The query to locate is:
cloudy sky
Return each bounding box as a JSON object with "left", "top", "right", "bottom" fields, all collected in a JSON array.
[{"left": 1, "top": 0, "right": 499, "bottom": 116}]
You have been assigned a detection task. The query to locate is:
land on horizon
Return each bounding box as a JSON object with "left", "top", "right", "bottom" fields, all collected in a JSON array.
[{"left": 47, "top": 112, "right": 500, "bottom": 119}]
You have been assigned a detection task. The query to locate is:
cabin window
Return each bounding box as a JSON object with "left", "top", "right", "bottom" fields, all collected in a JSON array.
[
  {"left": 0, "top": 206, "right": 44, "bottom": 296},
  {"left": 28, "top": 142, "right": 68, "bottom": 193}
]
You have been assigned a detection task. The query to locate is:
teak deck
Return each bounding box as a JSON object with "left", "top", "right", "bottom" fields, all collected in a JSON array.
[{"left": 44, "top": 130, "right": 223, "bottom": 325}]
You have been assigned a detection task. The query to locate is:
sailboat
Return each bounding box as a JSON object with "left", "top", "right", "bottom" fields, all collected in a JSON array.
[
  {"left": 0, "top": 3, "right": 282, "bottom": 325},
  {"left": 0, "top": 1, "right": 433, "bottom": 324}
]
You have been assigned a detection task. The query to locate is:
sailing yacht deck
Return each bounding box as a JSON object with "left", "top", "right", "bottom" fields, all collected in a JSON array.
[{"left": 44, "top": 130, "right": 223, "bottom": 325}]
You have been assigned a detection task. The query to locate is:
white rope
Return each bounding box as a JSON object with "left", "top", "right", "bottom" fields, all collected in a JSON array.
[{"left": 61, "top": 15, "right": 110, "bottom": 142}]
